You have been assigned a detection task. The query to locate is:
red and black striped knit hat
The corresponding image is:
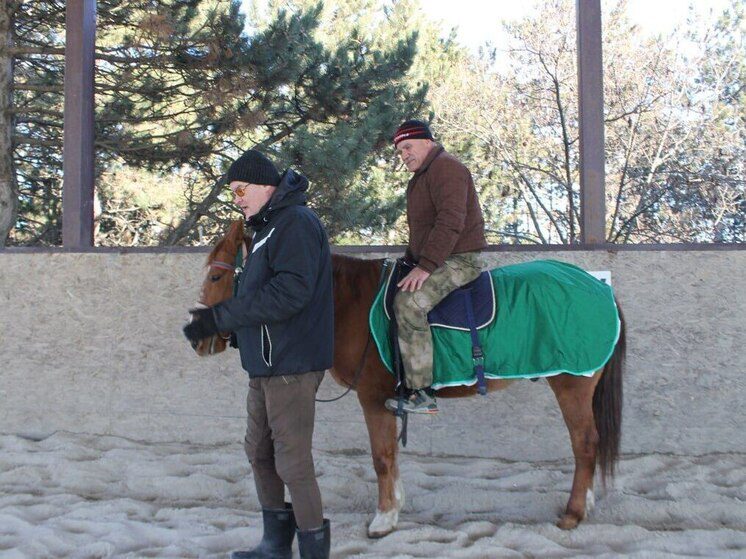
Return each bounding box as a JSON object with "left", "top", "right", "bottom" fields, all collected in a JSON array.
[{"left": 392, "top": 119, "right": 434, "bottom": 147}]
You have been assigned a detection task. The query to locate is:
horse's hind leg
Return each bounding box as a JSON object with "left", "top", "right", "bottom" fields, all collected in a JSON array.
[
  {"left": 358, "top": 391, "right": 403, "bottom": 538},
  {"left": 548, "top": 372, "right": 601, "bottom": 530}
]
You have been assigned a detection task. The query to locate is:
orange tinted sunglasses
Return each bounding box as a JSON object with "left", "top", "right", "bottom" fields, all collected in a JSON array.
[{"left": 231, "top": 184, "right": 248, "bottom": 197}]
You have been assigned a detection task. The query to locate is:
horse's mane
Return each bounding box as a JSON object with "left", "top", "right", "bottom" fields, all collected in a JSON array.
[{"left": 332, "top": 254, "right": 384, "bottom": 300}]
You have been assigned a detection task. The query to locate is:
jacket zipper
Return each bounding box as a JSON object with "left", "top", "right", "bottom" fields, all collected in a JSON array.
[{"left": 261, "top": 324, "right": 273, "bottom": 367}]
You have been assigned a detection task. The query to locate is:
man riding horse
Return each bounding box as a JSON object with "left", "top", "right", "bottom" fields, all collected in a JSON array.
[{"left": 385, "top": 120, "right": 488, "bottom": 415}]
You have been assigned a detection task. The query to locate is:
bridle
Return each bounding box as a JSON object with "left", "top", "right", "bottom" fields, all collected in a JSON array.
[
  {"left": 193, "top": 251, "right": 247, "bottom": 351},
  {"left": 209, "top": 260, "right": 236, "bottom": 272},
  {"left": 202, "top": 258, "right": 238, "bottom": 344},
  {"left": 208, "top": 260, "right": 238, "bottom": 341}
]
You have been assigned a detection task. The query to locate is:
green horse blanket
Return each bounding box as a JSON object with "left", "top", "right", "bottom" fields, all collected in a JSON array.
[{"left": 369, "top": 259, "right": 620, "bottom": 389}]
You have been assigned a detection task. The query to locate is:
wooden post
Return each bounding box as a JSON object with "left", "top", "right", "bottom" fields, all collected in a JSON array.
[
  {"left": 62, "top": 0, "right": 96, "bottom": 248},
  {"left": 576, "top": 0, "right": 606, "bottom": 244}
]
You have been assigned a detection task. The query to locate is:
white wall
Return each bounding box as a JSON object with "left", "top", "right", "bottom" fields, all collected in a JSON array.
[{"left": 1, "top": 250, "right": 744, "bottom": 461}]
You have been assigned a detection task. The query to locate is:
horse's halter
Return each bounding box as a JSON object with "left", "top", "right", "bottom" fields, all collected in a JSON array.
[
  {"left": 193, "top": 258, "right": 243, "bottom": 353},
  {"left": 197, "top": 260, "right": 236, "bottom": 308},
  {"left": 208, "top": 260, "right": 235, "bottom": 272},
  {"left": 198, "top": 238, "right": 248, "bottom": 306}
]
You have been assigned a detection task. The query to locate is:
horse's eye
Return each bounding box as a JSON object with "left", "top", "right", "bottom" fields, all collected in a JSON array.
[{"left": 210, "top": 274, "right": 221, "bottom": 282}]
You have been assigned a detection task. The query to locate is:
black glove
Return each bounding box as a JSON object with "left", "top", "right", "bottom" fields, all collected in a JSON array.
[{"left": 183, "top": 307, "right": 219, "bottom": 343}]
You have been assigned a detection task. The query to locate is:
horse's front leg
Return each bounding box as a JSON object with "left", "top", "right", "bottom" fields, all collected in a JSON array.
[{"left": 357, "top": 389, "right": 404, "bottom": 538}]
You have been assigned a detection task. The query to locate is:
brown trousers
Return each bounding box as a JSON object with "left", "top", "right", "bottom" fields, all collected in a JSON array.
[{"left": 244, "top": 370, "right": 325, "bottom": 530}]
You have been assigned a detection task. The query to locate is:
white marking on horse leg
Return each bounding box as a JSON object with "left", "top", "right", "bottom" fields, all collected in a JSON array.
[
  {"left": 368, "top": 477, "right": 403, "bottom": 538},
  {"left": 585, "top": 489, "right": 595, "bottom": 517},
  {"left": 368, "top": 508, "right": 399, "bottom": 538},
  {"left": 394, "top": 476, "right": 405, "bottom": 511}
]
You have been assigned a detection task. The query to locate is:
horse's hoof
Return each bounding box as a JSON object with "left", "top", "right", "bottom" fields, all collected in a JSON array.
[
  {"left": 557, "top": 513, "right": 581, "bottom": 530},
  {"left": 367, "top": 508, "right": 398, "bottom": 538}
]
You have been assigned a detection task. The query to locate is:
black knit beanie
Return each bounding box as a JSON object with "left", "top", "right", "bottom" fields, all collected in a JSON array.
[
  {"left": 392, "top": 119, "right": 434, "bottom": 146},
  {"left": 226, "top": 149, "right": 281, "bottom": 186}
]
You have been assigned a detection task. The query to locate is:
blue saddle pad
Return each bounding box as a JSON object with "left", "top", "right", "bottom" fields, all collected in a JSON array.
[
  {"left": 428, "top": 272, "right": 495, "bottom": 329},
  {"left": 383, "top": 263, "right": 495, "bottom": 330}
]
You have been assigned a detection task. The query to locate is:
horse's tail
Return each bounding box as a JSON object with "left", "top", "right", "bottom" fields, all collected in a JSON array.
[{"left": 593, "top": 301, "right": 625, "bottom": 484}]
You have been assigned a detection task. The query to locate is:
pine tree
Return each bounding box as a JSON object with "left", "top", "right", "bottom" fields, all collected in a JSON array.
[
  {"left": 250, "top": 0, "right": 464, "bottom": 243},
  {"left": 2, "top": 0, "right": 425, "bottom": 245},
  {"left": 6, "top": 0, "right": 253, "bottom": 244}
]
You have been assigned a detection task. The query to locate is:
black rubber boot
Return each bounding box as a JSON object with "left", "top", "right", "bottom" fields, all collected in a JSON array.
[
  {"left": 297, "top": 519, "right": 330, "bottom": 559},
  {"left": 230, "top": 503, "right": 296, "bottom": 559}
]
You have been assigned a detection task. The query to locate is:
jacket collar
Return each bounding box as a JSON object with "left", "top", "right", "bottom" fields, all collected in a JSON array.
[
  {"left": 412, "top": 144, "right": 444, "bottom": 178},
  {"left": 248, "top": 169, "right": 309, "bottom": 231}
]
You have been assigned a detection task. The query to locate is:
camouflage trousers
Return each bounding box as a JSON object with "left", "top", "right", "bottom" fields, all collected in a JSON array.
[{"left": 394, "top": 251, "right": 484, "bottom": 390}]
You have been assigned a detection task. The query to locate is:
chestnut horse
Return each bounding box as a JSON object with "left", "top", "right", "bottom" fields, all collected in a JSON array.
[{"left": 193, "top": 219, "right": 626, "bottom": 537}]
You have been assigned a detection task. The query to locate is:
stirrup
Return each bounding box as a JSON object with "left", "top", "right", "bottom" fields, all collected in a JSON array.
[{"left": 385, "top": 389, "right": 438, "bottom": 415}]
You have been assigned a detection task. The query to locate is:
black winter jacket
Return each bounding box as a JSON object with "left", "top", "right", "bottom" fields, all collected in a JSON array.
[{"left": 212, "top": 170, "right": 334, "bottom": 377}]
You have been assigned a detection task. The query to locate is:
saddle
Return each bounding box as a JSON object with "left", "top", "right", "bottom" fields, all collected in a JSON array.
[{"left": 383, "top": 259, "right": 495, "bottom": 395}]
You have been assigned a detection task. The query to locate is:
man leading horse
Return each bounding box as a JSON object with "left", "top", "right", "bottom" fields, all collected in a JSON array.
[
  {"left": 385, "top": 119, "right": 488, "bottom": 415},
  {"left": 183, "top": 150, "right": 333, "bottom": 559}
]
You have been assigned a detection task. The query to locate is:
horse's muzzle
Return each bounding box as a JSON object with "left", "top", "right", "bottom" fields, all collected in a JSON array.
[{"left": 191, "top": 334, "right": 228, "bottom": 356}]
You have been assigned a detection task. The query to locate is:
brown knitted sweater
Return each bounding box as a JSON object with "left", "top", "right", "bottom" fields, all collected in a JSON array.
[{"left": 404, "top": 145, "right": 487, "bottom": 272}]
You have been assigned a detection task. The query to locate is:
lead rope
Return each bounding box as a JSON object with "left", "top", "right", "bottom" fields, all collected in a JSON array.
[{"left": 315, "top": 334, "right": 372, "bottom": 403}]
